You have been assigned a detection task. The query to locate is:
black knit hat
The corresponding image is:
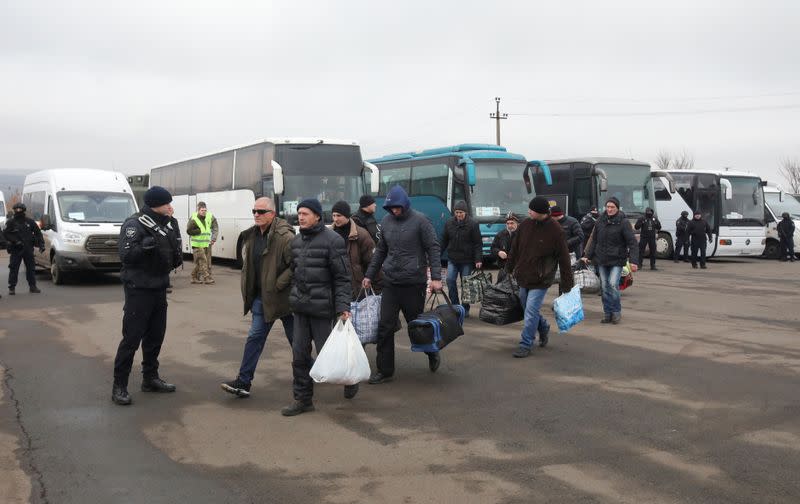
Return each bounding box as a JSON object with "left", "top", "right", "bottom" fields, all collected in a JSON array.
[
  {"left": 332, "top": 200, "right": 351, "bottom": 218},
  {"left": 359, "top": 195, "right": 376, "bottom": 208},
  {"left": 144, "top": 186, "right": 172, "bottom": 208},
  {"left": 529, "top": 196, "right": 550, "bottom": 214},
  {"left": 297, "top": 198, "right": 323, "bottom": 217},
  {"left": 605, "top": 196, "right": 621, "bottom": 209},
  {"left": 550, "top": 205, "right": 564, "bottom": 217},
  {"left": 454, "top": 200, "right": 468, "bottom": 213}
]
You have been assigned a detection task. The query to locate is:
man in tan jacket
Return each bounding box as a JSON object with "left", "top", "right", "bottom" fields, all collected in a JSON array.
[
  {"left": 331, "top": 200, "right": 377, "bottom": 298},
  {"left": 221, "top": 197, "right": 294, "bottom": 398}
]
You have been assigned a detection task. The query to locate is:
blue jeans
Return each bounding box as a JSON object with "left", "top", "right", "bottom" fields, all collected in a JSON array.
[
  {"left": 446, "top": 261, "right": 473, "bottom": 311},
  {"left": 597, "top": 265, "right": 623, "bottom": 315},
  {"left": 237, "top": 297, "right": 294, "bottom": 385},
  {"left": 518, "top": 287, "right": 550, "bottom": 350}
]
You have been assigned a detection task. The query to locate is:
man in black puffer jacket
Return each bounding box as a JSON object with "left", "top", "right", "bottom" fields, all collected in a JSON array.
[
  {"left": 363, "top": 185, "right": 442, "bottom": 384},
  {"left": 582, "top": 197, "right": 639, "bottom": 324},
  {"left": 282, "top": 198, "right": 353, "bottom": 417},
  {"left": 441, "top": 200, "right": 482, "bottom": 314}
]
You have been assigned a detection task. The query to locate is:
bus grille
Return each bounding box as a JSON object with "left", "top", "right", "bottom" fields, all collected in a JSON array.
[{"left": 85, "top": 235, "right": 119, "bottom": 254}]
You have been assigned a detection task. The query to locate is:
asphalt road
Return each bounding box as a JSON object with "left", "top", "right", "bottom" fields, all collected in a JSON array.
[{"left": 1, "top": 253, "right": 799, "bottom": 504}]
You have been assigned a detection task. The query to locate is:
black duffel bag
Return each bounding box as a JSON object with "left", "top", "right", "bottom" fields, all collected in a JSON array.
[
  {"left": 408, "top": 292, "right": 465, "bottom": 352},
  {"left": 479, "top": 276, "right": 523, "bottom": 325}
]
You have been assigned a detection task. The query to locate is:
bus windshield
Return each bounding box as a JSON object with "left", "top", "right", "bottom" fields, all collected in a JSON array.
[
  {"left": 471, "top": 160, "right": 530, "bottom": 220},
  {"left": 599, "top": 164, "right": 652, "bottom": 217},
  {"left": 766, "top": 192, "right": 800, "bottom": 219},
  {"left": 721, "top": 177, "right": 765, "bottom": 226},
  {"left": 57, "top": 192, "right": 137, "bottom": 223},
  {"left": 275, "top": 144, "right": 366, "bottom": 216}
]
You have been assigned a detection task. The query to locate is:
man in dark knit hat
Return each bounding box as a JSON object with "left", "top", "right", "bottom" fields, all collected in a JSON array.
[
  {"left": 112, "top": 186, "right": 183, "bottom": 405},
  {"left": 506, "top": 196, "right": 574, "bottom": 357},
  {"left": 282, "top": 198, "right": 354, "bottom": 416},
  {"left": 332, "top": 200, "right": 377, "bottom": 297},
  {"left": 582, "top": 196, "right": 639, "bottom": 324},
  {"left": 352, "top": 194, "right": 380, "bottom": 244},
  {"left": 441, "top": 200, "right": 482, "bottom": 315}
]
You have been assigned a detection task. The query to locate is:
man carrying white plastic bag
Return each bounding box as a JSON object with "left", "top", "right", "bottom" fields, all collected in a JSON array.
[{"left": 310, "top": 319, "right": 372, "bottom": 385}]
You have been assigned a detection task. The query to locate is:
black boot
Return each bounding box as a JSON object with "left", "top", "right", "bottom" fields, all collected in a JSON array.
[
  {"left": 141, "top": 377, "right": 176, "bottom": 393},
  {"left": 368, "top": 372, "right": 393, "bottom": 385},
  {"left": 112, "top": 383, "right": 132, "bottom": 405},
  {"left": 281, "top": 401, "right": 314, "bottom": 416},
  {"left": 343, "top": 384, "right": 359, "bottom": 399},
  {"left": 8, "top": 287, "right": 15, "bottom": 295},
  {"left": 30, "top": 285, "right": 41, "bottom": 294},
  {"left": 428, "top": 352, "right": 441, "bottom": 373}
]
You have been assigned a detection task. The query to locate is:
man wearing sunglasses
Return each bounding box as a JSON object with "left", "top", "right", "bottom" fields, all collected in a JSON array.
[{"left": 221, "top": 197, "right": 295, "bottom": 398}]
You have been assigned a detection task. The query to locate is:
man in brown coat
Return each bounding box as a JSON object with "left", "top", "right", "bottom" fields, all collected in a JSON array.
[
  {"left": 331, "top": 201, "right": 377, "bottom": 298},
  {"left": 506, "top": 196, "right": 574, "bottom": 358},
  {"left": 221, "top": 197, "right": 295, "bottom": 398}
]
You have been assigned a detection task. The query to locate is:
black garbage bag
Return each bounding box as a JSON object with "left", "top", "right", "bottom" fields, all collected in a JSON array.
[{"left": 479, "top": 276, "right": 523, "bottom": 325}]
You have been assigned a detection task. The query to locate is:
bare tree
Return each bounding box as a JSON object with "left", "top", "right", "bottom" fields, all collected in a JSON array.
[
  {"left": 673, "top": 149, "right": 695, "bottom": 170},
  {"left": 654, "top": 150, "right": 672, "bottom": 171},
  {"left": 779, "top": 157, "right": 800, "bottom": 193}
]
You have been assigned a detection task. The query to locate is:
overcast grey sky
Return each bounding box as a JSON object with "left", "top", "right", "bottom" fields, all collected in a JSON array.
[{"left": 1, "top": 0, "right": 798, "bottom": 186}]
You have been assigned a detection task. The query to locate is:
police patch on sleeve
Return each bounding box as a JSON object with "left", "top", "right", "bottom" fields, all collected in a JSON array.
[{"left": 125, "top": 227, "right": 137, "bottom": 238}]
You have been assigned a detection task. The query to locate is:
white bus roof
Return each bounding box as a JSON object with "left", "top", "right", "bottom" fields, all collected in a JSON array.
[
  {"left": 546, "top": 157, "right": 650, "bottom": 166},
  {"left": 664, "top": 169, "right": 762, "bottom": 179},
  {"left": 155, "top": 138, "right": 360, "bottom": 169},
  {"left": 24, "top": 169, "right": 133, "bottom": 192}
]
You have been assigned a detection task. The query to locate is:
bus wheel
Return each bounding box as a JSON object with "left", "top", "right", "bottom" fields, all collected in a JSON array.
[
  {"left": 763, "top": 239, "right": 781, "bottom": 260},
  {"left": 51, "top": 255, "right": 67, "bottom": 285},
  {"left": 655, "top": 232, "right": 673, "bottom": 259}
]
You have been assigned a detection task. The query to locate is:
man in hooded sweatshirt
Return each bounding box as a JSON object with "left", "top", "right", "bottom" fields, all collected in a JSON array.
[
  {"left": 634, "top": 207, "right": 662, "bottom": 270},
  {"left": 363, "top": 185, "right": 442, "bottom": 384},
  {"left": 441, "top": 200, "right": 482, "bottom": 315}
]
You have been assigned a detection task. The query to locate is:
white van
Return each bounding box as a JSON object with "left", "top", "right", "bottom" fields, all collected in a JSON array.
[
  {"left": 22, "top": 169, "right": 139, "bottom": 284},
  {"left": 0, "top": 190, "right": 6, "bottom": 229},
  {"left": 763, "top": 185, "right": 800, "bottom": 259}
]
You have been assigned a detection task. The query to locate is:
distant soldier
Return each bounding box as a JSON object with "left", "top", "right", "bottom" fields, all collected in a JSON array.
[
  {"left": 4, "top": 202, "right": 44, "bottom": 295},
  {"left": 634, "top": 207, "right": 662, "bottom": 271},
  {"left": 673, "top": 210, "right": 690, "bottom": 263},
  {"left": 687, "top": 210, "right": 713, "bottom": 269},
  {"left": 186, "top": 201, "right": 218, "bottom": 284},
  {"left": 777, "top": 212, "right": 796, "bottom": 262}
]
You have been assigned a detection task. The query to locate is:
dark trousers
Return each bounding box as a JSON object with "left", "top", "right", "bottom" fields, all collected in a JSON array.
[
  {"left": 690, "top": 239, "right": 707, "bottom": 266},
  {"left": 375, "top": 283, "right": 432, "bottom": 376},
  {"left": 8, "top": 247, "right": 37, "bottom": 289},
  {"left": 638, "top": 234, "right": 657, "bottom": 268},
  {"left": 291, "top": 314, "right": 335, "bottom": 404},
  {"left": 674, "top": 235, "right": 689, "bottom": 261},
  {"left": 114, "top": 287, "right": 168, "bottom": 387},
  {"left": 780, "top": 237, "right": 795, "bottom": 260}
]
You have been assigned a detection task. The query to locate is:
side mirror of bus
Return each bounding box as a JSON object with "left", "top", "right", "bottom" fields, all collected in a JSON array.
[
  {"left": 719, "top": 178, "right": 733, "bottom": 200},
  {"left": 527, "top": 160, "right": 553, "bottom": 186},
  {"left": 362, "top": 161, "right": 380, "bottom": 194},
  {"left": 459, "top": 159, "right": 476, "bottom": 186},
  {"left": 595, "top": 167, "right": 609, "bottom": 192},
  {"left": 271, "top": 160, "right": 285, "bottom": 195}
]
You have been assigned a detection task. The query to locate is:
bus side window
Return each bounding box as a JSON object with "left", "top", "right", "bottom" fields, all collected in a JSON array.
[
  {"left": 410, "top": 162, "right": 448, "bottom": 202},
  {"left": 192, "top": 159, "right": 212, "bottom": 195},
  {"left": 211, "top": 152, "right": 234, "bottom": 192},
  {"left": 452, "top": 180, "right": 466, "bottom": 209},
  {"left": 654, "top": 178, "right": 671, "bottom": 201},
  {"left": 379, "top": 163, "right": 411, "bottom": 195}
]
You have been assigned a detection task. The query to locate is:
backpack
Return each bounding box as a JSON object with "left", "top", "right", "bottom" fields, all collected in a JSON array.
[{"left": 676, "top": 218, "right": 689, "bottom": 236}]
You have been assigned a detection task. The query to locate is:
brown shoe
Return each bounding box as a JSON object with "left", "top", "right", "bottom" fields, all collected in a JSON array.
[
  {"left": 203, "top": 278, "right": 215, "bottom": 284},
  {"left": 190, "top": 278, "right": 201, "bottom": 284}
]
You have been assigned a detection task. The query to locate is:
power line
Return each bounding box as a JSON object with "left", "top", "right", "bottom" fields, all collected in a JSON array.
[
  {"left": 505, "top": 91, "right": 800, "bottom": 105},
  {"left": 508, "top": 103, "right": 800, "bottom": 118}
]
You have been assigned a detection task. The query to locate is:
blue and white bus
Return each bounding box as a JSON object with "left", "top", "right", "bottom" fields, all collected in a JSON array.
[{"left": 367, "top": 144, "right": 551, "bottom": 258}]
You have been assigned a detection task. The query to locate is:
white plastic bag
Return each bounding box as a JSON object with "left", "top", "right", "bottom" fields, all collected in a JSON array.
[{"left": 309, "top": 319, "right": 372, "bottom": 385}]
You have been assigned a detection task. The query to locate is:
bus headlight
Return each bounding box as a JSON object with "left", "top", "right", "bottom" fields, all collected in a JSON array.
[
  {"left": 64, "top": 232, "right": 83, "bottom": 244},
  {"left": 719, "top": 239, "right": 732, "bottom": 245}
]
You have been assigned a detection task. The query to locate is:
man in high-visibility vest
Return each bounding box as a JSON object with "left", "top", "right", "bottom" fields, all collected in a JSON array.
[{"left": 186, "top": 201, "right": 219, "bottom": 284}]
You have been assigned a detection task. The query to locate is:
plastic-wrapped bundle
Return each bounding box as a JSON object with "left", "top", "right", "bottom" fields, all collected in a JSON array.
[{"left": 478, "top": 276, "right": 523, "bottom": 325}]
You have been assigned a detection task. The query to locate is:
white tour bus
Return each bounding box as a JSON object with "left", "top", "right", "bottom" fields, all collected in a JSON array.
[
  {"left": 763, "top": 185, "right": 800, "bottom": 259},
  {"left": 149, "top": 138, "right": 379, "bottom": 263},
  {"left": 652, "top": 169, "right": 766, "bottom": 258},
  {"left": 22, "top": 169, "right": 139, "bottom": 284}
]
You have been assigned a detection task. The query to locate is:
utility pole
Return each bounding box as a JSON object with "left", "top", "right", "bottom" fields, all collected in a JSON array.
[{"left": 489, "top": 97, "right": 507, "bottom": 146}]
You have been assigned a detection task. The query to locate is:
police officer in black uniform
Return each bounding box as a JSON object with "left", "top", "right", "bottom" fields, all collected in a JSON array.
[
  {"left": 634, "top": 207, "right": 662, "bottom": 270},
  {"left": 4, "top": 202, "right": 44, "bottom": 295},
  {"left": 112, "top": 186, "right": 183, "bottom": 405}
]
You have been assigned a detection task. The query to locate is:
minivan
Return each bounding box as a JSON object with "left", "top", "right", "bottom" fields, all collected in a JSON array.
[{"left": 22, "top": 169, "right": 139, "bottom": 284}]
